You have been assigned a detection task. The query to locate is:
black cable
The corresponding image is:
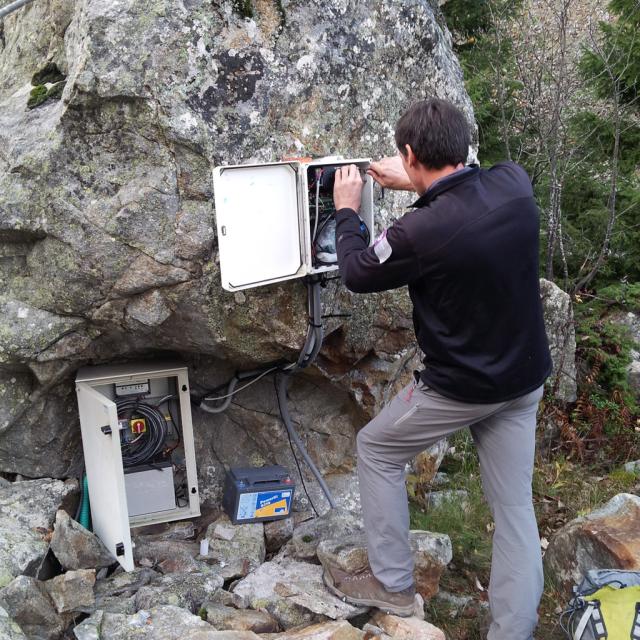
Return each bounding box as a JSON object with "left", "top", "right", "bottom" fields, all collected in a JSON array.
[
  {"left": 274, "top": 375, "right": 319, "bottom": 517},
  {"left": 116, "top": 397, "right": 169, "bottom": 466}
]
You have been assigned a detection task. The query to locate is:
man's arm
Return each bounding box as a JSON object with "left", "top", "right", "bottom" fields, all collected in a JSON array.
[
  {"left": 335, "top": 209, "right": 421, "bottom": 293},
  {"left": 367, "top": 155, "right": 415, "bottom": 191}
]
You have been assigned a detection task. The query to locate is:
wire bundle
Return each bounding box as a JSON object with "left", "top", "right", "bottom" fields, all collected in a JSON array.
[{"left": 116, "top": 398, "right": 169, "bottom": 466}]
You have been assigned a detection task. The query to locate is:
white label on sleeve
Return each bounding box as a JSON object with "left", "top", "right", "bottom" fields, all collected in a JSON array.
[{"left": 373, "top": 230, "right": 393, "bottom": 263}]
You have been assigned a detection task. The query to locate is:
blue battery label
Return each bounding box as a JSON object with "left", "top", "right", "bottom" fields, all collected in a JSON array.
[{"left": 237, "top": 490, "right": 292, "bottom": 520}]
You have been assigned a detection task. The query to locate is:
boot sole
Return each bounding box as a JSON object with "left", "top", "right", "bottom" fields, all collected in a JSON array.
[{"left": 320, "top": 558, "right": 415, "bottom": 617}]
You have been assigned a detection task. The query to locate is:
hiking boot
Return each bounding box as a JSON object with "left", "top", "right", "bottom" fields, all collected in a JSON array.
[{"left": 320, "top": 560, "right": 416, "bottom": 617}]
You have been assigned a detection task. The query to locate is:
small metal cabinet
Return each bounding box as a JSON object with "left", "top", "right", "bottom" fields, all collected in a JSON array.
[
  {"left": 213, "top": 157, "right": 375, "bottom": 291},
  {"left": 75, "top": 362, "right": 200, "bottom": 571}
]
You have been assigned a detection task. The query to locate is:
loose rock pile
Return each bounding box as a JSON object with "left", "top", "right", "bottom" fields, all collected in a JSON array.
[{"left": 0, "top": 480, "right": 450, "bottom": 639}]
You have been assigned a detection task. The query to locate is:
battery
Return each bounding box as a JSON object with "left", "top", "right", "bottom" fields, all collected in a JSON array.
[{"left": 223, "top": 465, "right": 295, "bottom": 525}]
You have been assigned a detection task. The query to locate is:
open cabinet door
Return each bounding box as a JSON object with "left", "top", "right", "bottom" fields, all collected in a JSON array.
[
  {"left": 213, "top": 162, "right": 307, "bottom": 291},
  {"left": 75, "top": 383, "right": 134, "bottom": 571}
]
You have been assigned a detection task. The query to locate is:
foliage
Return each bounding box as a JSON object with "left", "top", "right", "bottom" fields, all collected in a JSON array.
[
  {"left": 410, "top": 431, "right": 493, "bottom": 579},
  {"left": 443, "top": 0, "right": 640, "bottom": 289},
  {"left": 579, "top": 0, "right": 640, "bottom": 107},
  {"left": 441, "top": 0, "right": 524, "bottom": 166},
  {"left": 554, "top": 284, "right": 640, "bottom": 463}
]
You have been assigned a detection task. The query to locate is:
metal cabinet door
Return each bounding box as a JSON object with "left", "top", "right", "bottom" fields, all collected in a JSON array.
[
  {"left": 76, "top": 382, "right": 133, "bottom": 571},
  {"left": 213, "top": 162, "right": 307, "bottom": 291}
]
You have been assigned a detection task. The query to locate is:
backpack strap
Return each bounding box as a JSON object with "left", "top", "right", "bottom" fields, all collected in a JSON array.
[
  {"left": 590, "top": 601, "right": 607, "bottom": 639},
  {"left": 574, "top": 602, "right": 596, "bottom": 639},
  {"left": 631, "top": 602, "right": 640, "bottom": 640},
  {"left": 574, "top": 601, "right": 608, "bottom": 639}
]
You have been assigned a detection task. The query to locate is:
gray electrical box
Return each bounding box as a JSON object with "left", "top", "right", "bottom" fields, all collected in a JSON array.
[
  {"left": 213, "top": 157, "right": 375, "bottom": 291},
  {"left": 75, "top": 362, "right": 200, "bottom": 571}
]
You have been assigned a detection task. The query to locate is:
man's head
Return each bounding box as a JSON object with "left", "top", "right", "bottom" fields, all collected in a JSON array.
[{"left": 395, "top": 98, "right": 471, "bottom": 170}]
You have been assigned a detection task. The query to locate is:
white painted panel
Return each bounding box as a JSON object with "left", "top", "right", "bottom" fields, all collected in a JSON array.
[
  {"left": 214, "top": 163, "right": 306, "bottom": 291},
  {"left": 76, "top": 383, "right": 133, "bottom": 571}
]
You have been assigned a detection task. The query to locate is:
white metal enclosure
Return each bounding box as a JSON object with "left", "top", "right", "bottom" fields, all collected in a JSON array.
[
  {"left": 213, "top": 158, "right": 375, "bottom": 291},
  {"left": 75, "top": 362, "right": 200, "bottom": 571}
]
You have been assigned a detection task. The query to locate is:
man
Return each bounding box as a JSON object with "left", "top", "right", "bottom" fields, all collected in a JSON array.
[{"left": 320, "top": 98, "right": 552, "bottom": 640}]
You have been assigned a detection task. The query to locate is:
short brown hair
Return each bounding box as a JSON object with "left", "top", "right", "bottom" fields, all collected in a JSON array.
[{"left": 395, "top": 98, "right": 471, "bottom": 169}]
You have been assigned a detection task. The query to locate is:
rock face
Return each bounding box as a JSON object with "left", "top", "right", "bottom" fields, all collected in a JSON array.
[
  {"left": 545, "top": 493, "right": 640, "bottom": 594},
  {"left": 0, "top": 0, "right": 474, "bottom": 492},
  {"left": 539, "top": 278, "right": 577, "bottom": 402},
  {"left": 0, "top": 479, "right": 78, "bottom": 587}
]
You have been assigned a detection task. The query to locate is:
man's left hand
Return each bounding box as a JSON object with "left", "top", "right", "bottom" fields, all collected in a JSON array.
[{"left": 333, "top": 164, "right": 364, "bottom": 212}]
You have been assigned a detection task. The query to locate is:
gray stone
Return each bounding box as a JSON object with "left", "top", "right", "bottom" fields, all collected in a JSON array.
[
  {"left": 624, "top": 460, "right": 640, "bottom": 475},
  {"left": 134, "top": 571, "right": 224, "bottom": 614},
  {"left": 264, "top": 518, "right": 294, "bottom": 554},
  {"left": 93, "top": 567, "right": 159, "bottom": 615},
  {"left": 132, "top": 521, "right": 197, "bottom": 542},
  {"left": 0, "top": 575, "right": 65, "bottom": 640},
  {"left": 284, "top": 509, "right": 363, "bottom": 562},
  {"left": 539, "top": 279, "right": 577, "bottom": 402},
  {"left": 424, "top": 490, "right": 469, "bottom": 510},
  {"left": 45, "top": 569, "right": 96, "bottom": 614},
  {"left": 609, "top": 311, "right": 640, "bottom": 398},
  {"left": 132, "top": 539, "right": 202, "bottom": 573},
  {"left": 545, "top": 493, "right": 640, "bottom": 594},
  {"left": 276, "top": 621, "right": 364, "bottom": 639},
  {"left": 73, "top": 606, "right": 262, "bottom": 639},
  {"left": 203, "top": 515, "right": 265, "bottom": 579},
  {"left": 232, "top": 557, "right": 366, "bottom": 630},
  {"left": 0, "top": 479, "right": 78, "bottom": 587},
  {"left": 316, "top": 530, "right": 452, "bottom": 600},
  {"left": 204, "top": 589, "right": 249, "bottom": 611},
  {"left": 201, "top": 603, "right": 279, "bottom": 633},
  {"left": 0, "top": 0, "right": 474, "bottom": 485},
  {"left": 50, "top": 509, "right": 114, "bottom": 570},
  {"left": 370, "top": 613, "right": 445, "bottom": 640},
  {"left": 0, "top": 604, "right": 27, "bottom": 640}
]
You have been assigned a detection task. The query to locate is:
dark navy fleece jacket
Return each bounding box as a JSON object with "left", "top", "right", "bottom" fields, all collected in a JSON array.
[{"left": 335, "top": 162, "right": 552, "bottom": 404}]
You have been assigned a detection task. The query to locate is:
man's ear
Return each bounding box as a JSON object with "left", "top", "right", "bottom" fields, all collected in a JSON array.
[{"left": 404, "top": 144, "right": 418, "bottom": 168}]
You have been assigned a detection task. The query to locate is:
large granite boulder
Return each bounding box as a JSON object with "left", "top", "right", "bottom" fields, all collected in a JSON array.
[
  {"left": 0, "top": 478, "right": 78, "bottom": 587},
  {"left": 0, "top": 0, "right": 474, "bottom": 490},
  {"left": 545, "top": 493, "right": 640, "bottom": 594}
]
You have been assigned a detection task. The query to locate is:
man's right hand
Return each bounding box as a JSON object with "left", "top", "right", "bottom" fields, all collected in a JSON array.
[{"left": 367, "top": 155, "right": 415, "bottom": 191}]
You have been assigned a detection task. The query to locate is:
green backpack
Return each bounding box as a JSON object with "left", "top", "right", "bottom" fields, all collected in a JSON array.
[{"left": 561, "top": 570, "right": 640, "bottom": 639}]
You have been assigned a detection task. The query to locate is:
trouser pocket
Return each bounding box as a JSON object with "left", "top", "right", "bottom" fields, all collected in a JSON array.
[{"left": 392, "top": 403, "right": 419, "bottom": 427}]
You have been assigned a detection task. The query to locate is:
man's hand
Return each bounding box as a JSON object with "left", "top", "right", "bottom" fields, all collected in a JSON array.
[
  {"left": 333, "top": 164, "right": 365, "bottom": 212},
  {"left": 367, "top": 155, "right": 414, "bottom": 191}
]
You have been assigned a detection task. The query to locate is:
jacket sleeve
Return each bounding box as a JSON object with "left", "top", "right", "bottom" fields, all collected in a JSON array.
[{"left": 335, "top": 208, "right": 421, "bottom": 293}]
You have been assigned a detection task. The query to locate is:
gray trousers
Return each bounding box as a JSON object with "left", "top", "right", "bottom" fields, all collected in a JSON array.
[{"left": 357, "top": 379, "right": 544, "bottom": 640}]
